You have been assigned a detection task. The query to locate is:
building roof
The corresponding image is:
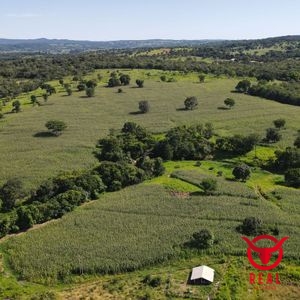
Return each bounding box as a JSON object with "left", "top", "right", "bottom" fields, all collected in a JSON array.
[{"left": 190, "top": 265, "right": 214, "bottom": 282}]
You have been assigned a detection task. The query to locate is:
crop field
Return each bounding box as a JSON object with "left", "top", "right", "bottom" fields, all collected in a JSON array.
[
  {"left": 0, "top": 70, "right": 299, "bottom": 190},
  {"left": 2, "top": 169, "right": 300, "bottom": 285}
]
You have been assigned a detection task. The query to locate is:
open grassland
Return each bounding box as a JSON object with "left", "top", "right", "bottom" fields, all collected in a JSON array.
[{"left": 0, "top": 70, "right": 299, "bottom": 190}]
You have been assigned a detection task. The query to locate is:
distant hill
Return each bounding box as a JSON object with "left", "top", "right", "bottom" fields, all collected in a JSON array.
[
  {"left": 0, "top": 36, "right": 299, "bottom": 53},
  {"left": 0, "top": 38, "right": 222, "bottom": 53}
]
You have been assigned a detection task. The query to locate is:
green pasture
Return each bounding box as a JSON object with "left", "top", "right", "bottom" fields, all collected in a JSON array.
[{"left": 0, "top": 70, "right": 299, "bottom": 190}]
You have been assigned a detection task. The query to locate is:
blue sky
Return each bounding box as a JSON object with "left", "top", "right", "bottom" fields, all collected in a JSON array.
[{"left": 0, "top": 0, "right": 299, "bottom": 40}]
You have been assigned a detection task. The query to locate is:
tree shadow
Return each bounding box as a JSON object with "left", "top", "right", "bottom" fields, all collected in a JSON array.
[
  {"left": 33, "top": 131, "right": 55, "bottom": 138},
  {"left": 217, "top": 106, "right": 229, "bottom": 110},
  {"left": 129, "top": 111, "right": 143, "bottom": 115},
  {"left": 176, "top": 107, "right": 187, "bottom": 111}
]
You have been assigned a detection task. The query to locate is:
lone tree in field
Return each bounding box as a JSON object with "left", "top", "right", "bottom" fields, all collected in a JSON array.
[
  {"left": 233, "top": 164, "right": 251, "bottom": 181},
  {"left": 265, "top": 127, "right": 281, "bottom": 143},
  {"left": 12, "top": 100, "right": 21, "bottom": 113},
  {"left": 235, "top": 79, "right": 251, "bottom": 93},
  {"left": 45, "top": 120, "right": 67, "bottom": 136},
  {"left": 120, "top": 74, "right": 131, "bottom": 85},
  {"left": 198, "top": 74, "right": 205, "bottom": 83},
  {"left": 136, "top": 79, "right": 144, "bottom": 88},
  {"left": 138, "top": 100, "right": 150, "bottom": 114},
  {"left": 238, "top": 217, "right": 264, "bottom": 235},
  {"left": 85, "top": 87, "right": 95, "bottom": 97},
  {"left": 190, "top": 229, "right": 214, "bottom": 249},
  {"left": 30, "top": 95, "right": 38, "bottom": 106},
  {"left": 273, "top": 118, "right": 286, "bottom": 129},
  {"left": 224, "top": 98, "right": 235, "bottom": 109},
  {"left": 184, "top": 96, "right": 198, "bottom": 110}
]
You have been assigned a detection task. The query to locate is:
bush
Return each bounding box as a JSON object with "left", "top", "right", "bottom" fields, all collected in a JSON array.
[
  {"left": 265, "top": 127, "right": 281, "bottom": 143},
  {"left": 85, "top": 87, "right": 95, "bottom": 97},
  {"left": 139, "top": 100, "right": 150, "bottom": 113},
  {"left": 232, "top": 164, "right": 251, "bottom": 181},
  {"left": 136, "top": 79, "right": 144, "bottom": 88},
  {"left": 77, "top": 83, "right": 86, "bottom": 91},
  {"left": 224, "top": 98, "right": 235, "bottom": 108},
  {"left": 184, "top": 96, "right": 198, "bottom": 110},
  {"left": 201, "top": 178, "right": 217, "bottom": 194},
  {"left": 237, "top": 217, "right": 268, "bottom": 236},
  {"left": 273, "top": 118, "right": 286, "bottom": 129},
  {"left": 189, "top": 229, "right": 214, "bottom": 249},
  {"left": 45, "top": 120, "right": 67, "bottom": 136}
]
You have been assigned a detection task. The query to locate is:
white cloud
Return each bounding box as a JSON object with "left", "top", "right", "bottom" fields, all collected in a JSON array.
[{"left": 5, "top": 13, "right": 42, "bottom": 18}]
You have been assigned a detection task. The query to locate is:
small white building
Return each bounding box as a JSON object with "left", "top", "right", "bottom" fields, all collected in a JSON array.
[{"left": 189, "top": 265, "right": 214, "bottom": 285}]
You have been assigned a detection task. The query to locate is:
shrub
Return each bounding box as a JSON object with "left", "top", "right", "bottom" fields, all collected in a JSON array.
[
  {"left": 184, "top": 96, "right": 198, "bottom": 110},
  {"left": 237, "top": 217, "right": 266, "bottom": 236},
  {"left": 189, "top": 229, "right": 214, "bottom": 249},
  {"left": 45, "top": 120, "right": 67, "bottom": 136},
  {"left": 201, "top": 178, "right": 217, "bottom": 194},
  {"left": 265, "top": 127, "right": 281, "bottom": 143},
  {"left": 85, "top": 87, "right": 95, "bottom": 97},
  {"left": 273, "top": 118, "right": 286, "bottom": 129},
  {"left": 232, "top": 164, "right": 251, "bottom": 181},
  {"left": 136, "top": 79, "right": 144, "bottom": 88},
  {"left": 139, "top": 100, "right": 150, "bottom": 113},
  {"left": 224, "top": 98, "right": 235, "bottom": 109}
]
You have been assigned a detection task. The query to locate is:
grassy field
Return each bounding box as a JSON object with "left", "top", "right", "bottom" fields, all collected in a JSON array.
[{"left": 0, "top": 69, "right": 299, "bottom": 190}]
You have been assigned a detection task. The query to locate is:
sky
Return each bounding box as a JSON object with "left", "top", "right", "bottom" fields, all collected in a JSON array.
[{"left": 0, "top": 0, "right": 300, "bottom": 41}]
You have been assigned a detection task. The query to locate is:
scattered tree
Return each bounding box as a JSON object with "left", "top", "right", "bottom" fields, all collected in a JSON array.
[
  {"left": 136, "top": 79, "right": 144, "bottom": 88},
  {"left": 265, "top": 127, "right": 281, "bottom": 143},
  {"left": 238, "top": 217, "right": 265, "bottom": 235},
  {"left": 118, "top": 88, "right": 123, "bottom": 93},
  {"left": 184, "top": 96, "right": 198, "bottom": 110},
  {"left": 77, "top": 83, "right": 86, "bottom": 91},
  {"left": 273, "top": 118, "right": 286, "bottom": 129},
  {"left": 12, "top": 100, "right": 21, "bottom": 113},
  {"left": 138, "top": 100, "right": 150, "bottom": 113},
  {"left": 189, "top": 229, "right": 214, "bottom": 249},
  {"left": 86, "top": 80, "right": 97, "bottom": 89},
  {"left": 45, "top": 120, "right": 67, "bottom": 136},
  {"left": 85, "top": 87, "right": 95, "bottom": 97},
  {"left": 233, "top": 164, "right": 251, "bottom": 181},
  {"left": 224, "top": 98, "right": 235, "bottom": 109},
  {"left": 119, "top": 74, "right": 131, "bottom": 85},
  {"left": 198, "top": 74, "right": 205, "bottom": 83},
  {"left": 30, "top": 95, "right": 38, "bottom": 106},
  {"left": 235, "top": 79, "right": 251, "bottom": 93}
]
